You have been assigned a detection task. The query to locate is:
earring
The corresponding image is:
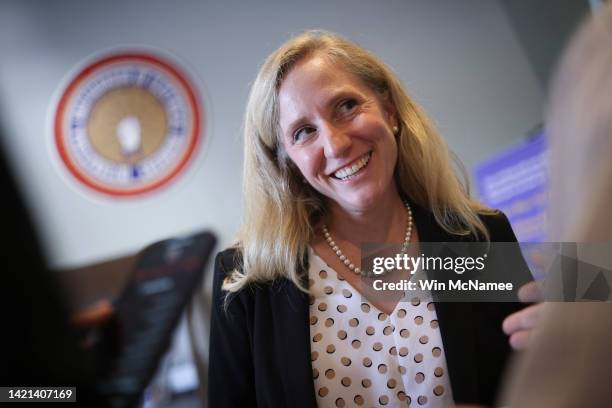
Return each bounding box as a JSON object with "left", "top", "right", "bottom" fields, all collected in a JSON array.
[{"left": 393, "top": 125, "right": 399, "bottom": 135}]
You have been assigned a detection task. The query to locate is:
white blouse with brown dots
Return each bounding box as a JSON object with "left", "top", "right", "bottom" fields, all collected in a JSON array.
[{"left": 308, "top": 248, "right": 455, "bottom": 407}]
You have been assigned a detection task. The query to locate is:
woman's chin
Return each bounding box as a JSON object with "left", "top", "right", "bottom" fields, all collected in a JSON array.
[{"left": 331, "top": 190, "right": 389, "bottom": 214}]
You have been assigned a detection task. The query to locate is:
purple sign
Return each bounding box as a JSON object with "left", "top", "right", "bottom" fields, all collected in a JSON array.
[{"left": 474, "top": 132, "right": 548, "bottom": 242}]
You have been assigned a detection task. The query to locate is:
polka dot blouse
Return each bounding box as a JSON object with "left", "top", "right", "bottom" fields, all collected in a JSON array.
[{"left": 308, "top": 248, "right": 454, "bottom": 407}]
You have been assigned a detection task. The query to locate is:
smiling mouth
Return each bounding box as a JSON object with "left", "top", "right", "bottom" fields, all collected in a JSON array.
[{"left": 332, "top": 152, "right": 372, "bottom": 181}]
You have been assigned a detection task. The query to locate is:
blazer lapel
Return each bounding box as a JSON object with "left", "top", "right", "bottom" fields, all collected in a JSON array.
[
  {"left": 411, "top": 203, "right": 479, "bottom": 403},
  {"left": 271, "top": 273, "right": 317, "bottom": 407}
]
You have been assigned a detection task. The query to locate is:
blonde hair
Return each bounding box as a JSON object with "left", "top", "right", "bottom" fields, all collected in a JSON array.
[
  {"left": 225, "top": 30, "right": 493, "bottom": 293},
  {"left": 548, "top": 4, "right": 612, "bottom": 242}
]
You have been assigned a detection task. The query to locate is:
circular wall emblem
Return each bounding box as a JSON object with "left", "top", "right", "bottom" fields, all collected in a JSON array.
[{"left": 53, "top": 51, "right": 202, "bottom": 197}]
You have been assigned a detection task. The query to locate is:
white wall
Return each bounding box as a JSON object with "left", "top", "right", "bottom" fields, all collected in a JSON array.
[{"left": 0, "top": 0, "right": 543, "bottom": 269}]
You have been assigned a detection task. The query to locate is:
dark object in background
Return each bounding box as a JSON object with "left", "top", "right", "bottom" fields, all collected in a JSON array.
[
  {"left": 0, "top": 144, "right": 100, "bottom": 403},
  {"left": 0, "top": 141, "right": 216, "bottom": 407},
  {"left": 97, "top": 231, "right": 216, "bottom": 408}
]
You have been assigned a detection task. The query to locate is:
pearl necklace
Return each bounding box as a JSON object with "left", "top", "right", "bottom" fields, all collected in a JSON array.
[{"left": 322, "top": 200, "right": 413, "bottom": 277}]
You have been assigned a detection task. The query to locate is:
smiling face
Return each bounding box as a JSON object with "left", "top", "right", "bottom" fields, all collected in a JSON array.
[{"left": 278, "top": 53, "right": 399, "bottom": 214}]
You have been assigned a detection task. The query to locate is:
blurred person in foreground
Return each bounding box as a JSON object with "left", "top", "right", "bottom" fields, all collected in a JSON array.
[
  {"left": 207, "top": 30, "right": 535, "bottom": 407},
  {"left": 0, "top": 140, "right": 113, "bottom": 405},
  {"left": 501, "top": 3, "right": 612, "bottom": 407}
]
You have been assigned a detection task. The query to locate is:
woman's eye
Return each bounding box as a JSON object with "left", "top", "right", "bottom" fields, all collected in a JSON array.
[
  {"left": 293, "top": 126, "right": 316, "bottom": 143},
  {"left": 339, "top": 98, "right": 358, "bottom": 114}
]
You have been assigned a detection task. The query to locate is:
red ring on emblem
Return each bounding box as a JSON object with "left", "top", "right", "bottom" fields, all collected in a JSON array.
[{"left": 54, "top": 52, "right": 202, "bottom": 197}]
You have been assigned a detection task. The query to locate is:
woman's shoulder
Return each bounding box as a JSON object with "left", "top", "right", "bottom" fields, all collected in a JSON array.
[
  {"left": 477, "top": 209, "right": 519, "bottom": 242},
  {"left": 215, "top": 246, "right": 243, "bottom": 272},
  {"left": 212, "top": 246, "right": 293, "bottom": 293},
  {"left": 210, "top": 247, "right": 252, "bottom": 311},
  {"left": 212, "top": 247, "right": 246, "bottom": 294},
  {"left": 412, "top": 200, "right": 518, "bottom": 242}
]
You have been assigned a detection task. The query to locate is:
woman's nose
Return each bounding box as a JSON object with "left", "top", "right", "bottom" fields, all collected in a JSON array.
[{"left": 321, "top": 124, "right": 351, "bottom": 158}]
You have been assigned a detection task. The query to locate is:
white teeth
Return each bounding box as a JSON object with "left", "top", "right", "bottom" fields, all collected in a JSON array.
[{"left": 334, "top": 152, "right": 371, "bottom": 180}]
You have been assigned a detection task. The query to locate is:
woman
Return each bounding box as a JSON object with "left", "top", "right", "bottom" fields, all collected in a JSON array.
[{"left": 208, "top": 31, "right": 530, "bottom": 407}]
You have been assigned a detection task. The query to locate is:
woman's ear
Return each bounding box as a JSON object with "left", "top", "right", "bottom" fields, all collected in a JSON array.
[{"left": 380, "top": 90, "right": 398, "bottom": 129}]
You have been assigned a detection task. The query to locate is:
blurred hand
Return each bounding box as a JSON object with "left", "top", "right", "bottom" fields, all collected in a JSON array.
[{"left": 502, "top": 280, "right": 545, "bottom": 350}]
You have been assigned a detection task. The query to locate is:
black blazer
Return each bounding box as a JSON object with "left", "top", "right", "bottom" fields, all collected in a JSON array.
[{"left": 208, "top": 205, "right": 531, "bottom": 407}]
